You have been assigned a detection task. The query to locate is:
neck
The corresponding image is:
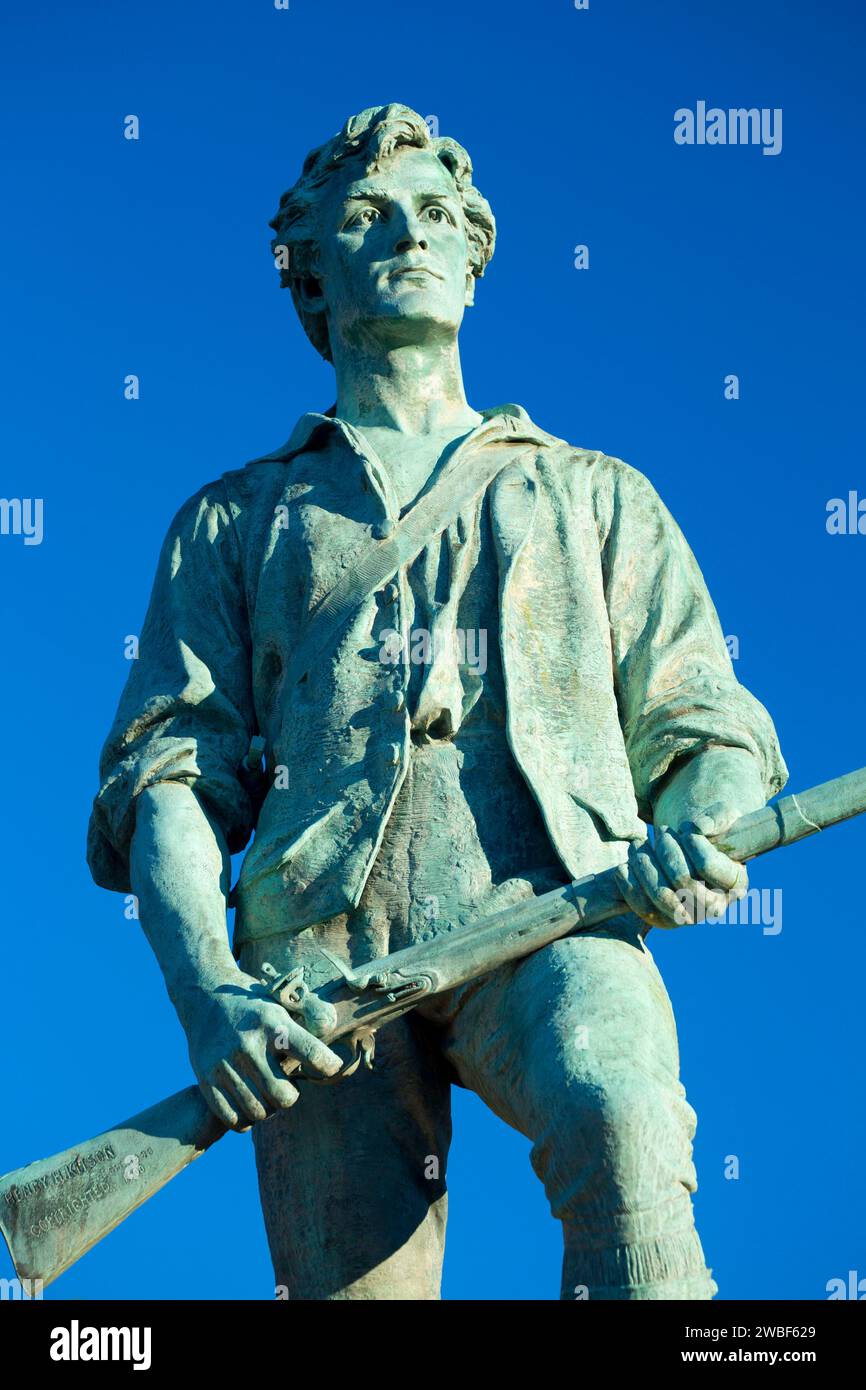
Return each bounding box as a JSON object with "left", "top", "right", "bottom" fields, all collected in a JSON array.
[{"left": 330, "top": 332, "right": 480, "bottom": 435}]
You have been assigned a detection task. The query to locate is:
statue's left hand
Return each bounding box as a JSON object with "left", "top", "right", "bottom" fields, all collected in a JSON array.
[{"left": 614, "top": 804, "right": 749, "bottom": 929}]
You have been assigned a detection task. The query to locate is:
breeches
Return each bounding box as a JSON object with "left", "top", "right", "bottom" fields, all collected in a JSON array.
[{"left": 240, "top": 915, "right": 716, "bottom": 1300}]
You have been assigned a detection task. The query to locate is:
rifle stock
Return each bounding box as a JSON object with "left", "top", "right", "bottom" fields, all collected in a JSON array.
[
  {"left": 0, "top": 1087, "right": 222, "bottom": 1288},
  {"left": 3, "top": 766, "right": 865, "bottom": 1289}
]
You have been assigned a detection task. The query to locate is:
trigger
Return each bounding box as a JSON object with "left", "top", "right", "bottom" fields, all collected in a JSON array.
[{"left": 336, "top": 1030, "right": 377, "bottom": 1079}]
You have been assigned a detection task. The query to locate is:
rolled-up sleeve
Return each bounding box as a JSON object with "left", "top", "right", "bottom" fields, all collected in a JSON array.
[
  {"left": 599, "top": 455, "right": 788, "bottom": 820},
  {"left": 87, "top": 480, "right": 257, "bottom": 892}
]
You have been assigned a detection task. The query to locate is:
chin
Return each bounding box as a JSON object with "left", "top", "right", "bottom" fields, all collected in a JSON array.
[
  {"left": 380, "top": 289, "right": 462, "bottom": 321},
  {"left": 386, "top": 308, "right": 461, "bottom": 339}
]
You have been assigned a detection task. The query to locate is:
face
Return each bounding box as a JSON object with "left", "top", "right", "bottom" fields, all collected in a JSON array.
[{"left": 308, "top": 145, "right": 474, "bottom": 352}]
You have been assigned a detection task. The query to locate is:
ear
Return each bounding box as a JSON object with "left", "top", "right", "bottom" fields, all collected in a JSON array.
[
  {"left": 464, "top": 269, "right": 476, "bottom": 308},
  {"left": 295, "top": 272, "right": 327, "bottom": 317}
]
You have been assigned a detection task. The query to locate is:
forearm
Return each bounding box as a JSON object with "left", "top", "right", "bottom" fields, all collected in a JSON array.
[
  {"left": 130, "top": 780, "right": 238, "bottom": 1029},
  {"left": 129, "top": 780, "right": 341, "bottom": 1126},
  {"left": 652, "top": 746, "right": 766, "bottom": 830}
]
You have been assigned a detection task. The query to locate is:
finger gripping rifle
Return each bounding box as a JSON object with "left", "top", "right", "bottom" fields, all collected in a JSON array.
[{"left": 2, "top": 767, "right": 865, "bottom": 1289}]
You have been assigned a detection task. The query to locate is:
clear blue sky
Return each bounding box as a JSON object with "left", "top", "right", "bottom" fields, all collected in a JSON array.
[{"left": 1, "top": 0, "right": 864, "bottom": 1300}]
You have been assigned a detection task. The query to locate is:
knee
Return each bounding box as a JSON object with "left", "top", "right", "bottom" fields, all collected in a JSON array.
[{"left": 531, "top": 1068, "right": 698, "bottom": 1224}]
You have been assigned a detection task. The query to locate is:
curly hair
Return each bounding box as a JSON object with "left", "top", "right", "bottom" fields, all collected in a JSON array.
[{"left": 269, "top": 103, "right": 496, "bottom": 363}]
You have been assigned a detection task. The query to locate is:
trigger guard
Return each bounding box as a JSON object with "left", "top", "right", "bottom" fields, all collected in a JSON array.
[{"left": 302, "top": 1031, "right": 376, "bottom": 1083}]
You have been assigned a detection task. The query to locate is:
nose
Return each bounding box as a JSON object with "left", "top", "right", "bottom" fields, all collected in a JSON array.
[
  {"left": 393, "top": 209, "right": 428, "bottom": 256},
  {"left": 395, "top": 231, "right": 428, "bottom": 254}
]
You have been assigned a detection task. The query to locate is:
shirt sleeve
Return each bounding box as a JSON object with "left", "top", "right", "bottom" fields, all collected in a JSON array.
[
  {"left": 86, "top": 478, "right": 257, "bottom": 893},
  {"left": 598, "top": 454, "right": 788, "bottom": 820}
]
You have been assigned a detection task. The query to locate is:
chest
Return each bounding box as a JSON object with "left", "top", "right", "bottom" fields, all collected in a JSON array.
[{"left": 357, "top": 429, "right": 466, "bottom": 513}]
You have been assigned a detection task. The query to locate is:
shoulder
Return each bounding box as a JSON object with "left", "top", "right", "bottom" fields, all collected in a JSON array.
[
  {"left": 167, "top": 455, "right": 289, "bottom": 537},
  {"left": 150, "top": 478, "right": 243, "bottom": 582},
  {"left": 532, "top": 429, "right": 666, "bottom": 532},
  {"left": 219, "top": 448, "right": 305, "bottom": 512},
  {"left": 511, "top": 406, "right": 671, "bottom": 509},
  {"left": 538, "top": 434, "right": 653, "bottom": 491}
]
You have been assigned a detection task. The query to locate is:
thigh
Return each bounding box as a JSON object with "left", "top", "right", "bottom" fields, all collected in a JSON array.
[
  {"left": 442, "top": 914, "right": 680, "bottom": 1090},
  {"left": 440, "top": 915, "right": 697, "bottom": 1218},
  {"left": 252, "top": 1008, "right": 453, "bottom": 1300},
  {"left": 437, "top": 915, "right": 716, "bottom": 1297}
]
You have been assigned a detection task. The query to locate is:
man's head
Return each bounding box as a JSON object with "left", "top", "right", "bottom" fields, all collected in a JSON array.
[{"left": 269, "top": 104, "right": 496, "bottom": 362}]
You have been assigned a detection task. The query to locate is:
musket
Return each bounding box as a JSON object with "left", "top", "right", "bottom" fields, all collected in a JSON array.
[{"left": 2, "top": 766, "right": 865, "bottom": 1290}]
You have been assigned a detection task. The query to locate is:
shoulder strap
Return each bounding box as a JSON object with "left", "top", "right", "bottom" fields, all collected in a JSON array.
[{"left": 285, "top": 435, "right": 537, "bottom": 687}]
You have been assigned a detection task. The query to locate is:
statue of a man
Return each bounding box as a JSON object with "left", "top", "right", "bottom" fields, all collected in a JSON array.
[{"left": 88, "top": 104, "right": 787, "bottom": 1300}]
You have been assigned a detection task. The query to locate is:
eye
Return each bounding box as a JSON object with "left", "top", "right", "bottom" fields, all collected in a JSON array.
[
  {"left": 348, "top": 206, "right": 381, "bottom": 228},
  {"left": 422, "top": 204, "right": 452, "bottom": 225}
]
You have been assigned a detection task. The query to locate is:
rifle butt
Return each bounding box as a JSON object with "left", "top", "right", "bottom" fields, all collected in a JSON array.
[{"left": 0, "top": 1085, "right": 225, "bottom": 1288}]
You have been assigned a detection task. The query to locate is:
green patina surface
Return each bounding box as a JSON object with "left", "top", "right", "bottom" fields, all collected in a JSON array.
[{"left": 5, "top": 105, "right": 800, "bottom": 1299}]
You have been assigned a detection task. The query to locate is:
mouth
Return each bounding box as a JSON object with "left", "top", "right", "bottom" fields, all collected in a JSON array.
[{"left": 388, "top": 265, "right": 443, "bottom": 283}]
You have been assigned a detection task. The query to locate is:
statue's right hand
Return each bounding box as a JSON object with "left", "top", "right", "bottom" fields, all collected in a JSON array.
[{"left": 184, "top": 973, "right": 343, "bottom": 1131}]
